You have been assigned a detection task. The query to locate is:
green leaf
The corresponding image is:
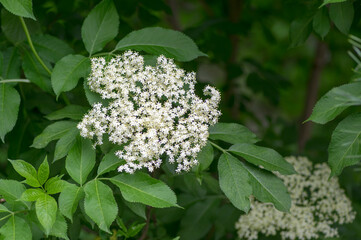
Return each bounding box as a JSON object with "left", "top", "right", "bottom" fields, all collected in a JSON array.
[
  {"left": 242, "top": 162, "right": 291, "bottom": 212},
  {"left": 49, "top": 212, "right": 69, "bottom": 240},
  {"left": 46, "top": 179, "right": 67, "bottom": 195},
  {"left": 54, "top": 127, "right": 79, "bottom": 161},
  {"left": 320, "top": 0, "right": 347, "bottom": 7},
  {"left": 38, "top": 156, "right": 49, "bottom": 185},
  {"left": 114, "top": 27, "right": 207, "bottom": 62},
  {"left": 218, "top": 153, "right": 251, "bottom": 212},
  {"left": 289, "top": 18, "right": 312, "bottom": 47},
  {"left": 0, "top": 180, "right": 28, "bottom": 208},
  {"left": 83, "top": 180, "right": 118, "bottom": 233},
  {"left": 59, "top": 184, "right": 84, "bottom": 221},
  {"left": 20, "top": 188, "right": 44, "bottom": 201},
  {"left": 193, "top": 142, "right": 213, "bottom": 172},
  {"left": 328, "top": 113, "right": 361, "bottom": 176},
  {"left": 308, "top": 83, "right": 361, "bottom": 124},
  {"left": 9, "top": 159, "right": 40, "bottom": 187},
  {"left": 228, "top": 143, "right": 296, "bottom": 175},
  {"left": 123, "top": 201, "right": 146, "bottom": 220},
  {"left": 0, "top": 204, "right": 10, "bottom": 213},
  {"left": 0, "top": 84, "right": 20, "bottom": 142},
  {"left": 81, "top": 0, "right": 119, "bottom": 55},
  {"left": 329, "top": 1, "right": 354, "bottom": 34},
  {"left": 0, "top": 216, "right": 31, "bottom": 240},
  {"left": 45, "top": 105, "right": 88, "bottom": 121},
  {"left": 0, "top": 0, "right": 35, "bottom": 19},
  {"left": 97, "top": 149, "right": 125, "bottom": 176},
  {"left": 22, "top": 50, "right": 52, "bottom": 93},
  {"left": 127, "top": 223, "right": 146, "bottom": 237},
  {"left": 31, "top": 121, "right": 77, "bottom": 149},
  {"left": 35, "top": 194, "right": 57, "bottom": 235},
  {"left": 110, "top": 172, "right": 178, "bottom": 208},
  {"left": 33, "top": 34, "right": 74, "bottom": 63},
  {"left": 83, "top": 80, "right": 109, "bottom": 106},
  {"left": 65, "top": 136, "right": 95, "bottom": 185},
  {"left": 313, "top": 8, "right": 330, "bottom": 38},
  {"left": 208, "top": 123, "right": 258, "bottom": 144},
  {"left": 2, "top": 47, "right": 21, "bottom": 79},
  {"left": 51, "top": 55, "right": 90, "bottom": 98}
]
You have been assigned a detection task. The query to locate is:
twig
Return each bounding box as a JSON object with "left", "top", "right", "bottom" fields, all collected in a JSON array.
[{"left": 138, "top": 206, "right": 152, "bottom": 240}]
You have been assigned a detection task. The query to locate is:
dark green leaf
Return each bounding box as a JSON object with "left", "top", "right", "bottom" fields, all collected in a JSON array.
[
  {"left": 51, "top": 55, "right": 90, "bottom": 98},
  {"left": 33, "top": 34, "right": 74, "bottom": 63},
  {"left": 0, "top": 84, "right": 20, "bottom": 142},
  {"left": 0, "top": 216, "right": 32, "bottom": 240},
  {"left": 2, "top": 47, "right": 21, "bottom": 79},
  {"left": 97, "top": 149, "right": 125, "bottom": 176},
  {"left": 59, "top": 184, "right": 84, "bottom": 221},
  {"left": 313, "top": 8, "right": 330, "bottom": 38},
  {"left": 83, "top": 180, "right": 118, "bottom": 233},
  {"left": 124, "top": 201, "right": 146, "bottom": 220},
  {"left": 329, "top": 1, "right": 354, "bottom": 34},
  {"left": 65, "top": 136, "right": 95, "bottom": 185},
  {"left": 45, "top": 105, "right": 88, "bottom": 121},
  {"left": 0, "top": 0, "right": 35, "bottom": 19},
  {"left": 35, "top": 194, "right": 57, "bottom": 235},
  {"left": 37, "top": 156, "right": 49, "bottom": 185},
  {"left": 9, "top": 159, "right": 40, "bottom": 187},
  {"left": 218, "top": 153, "right": 251, "bottom": 212},
  {"left": 320, "top": 0, "right": 347, "bottom": 7},
  {"left": 192, "top": 142, "right": 213, "bottom": 172},
  {"left": 209, "top": 123, "right": 258, "bottom": 144},
  {"left": 290, "top": 18, "right": 312, "bottom": 47},
  {"left": 83, "top": 80, "right": 109, "bottom": 106},
  {"left": 114, "top": 27, "right": 207, "bottom": 62},
  {"left": 81, "top": 0, "right": 119, "bottom": 55},
  {"left": 110, "top": 172, "right": 178, "bottom": 208},
  {"left": 54, "top": 127, "right": 79, "bottom": 161}
]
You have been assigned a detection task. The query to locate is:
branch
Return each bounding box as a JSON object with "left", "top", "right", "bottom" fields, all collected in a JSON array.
[{"left": 138, "top": 206, "right": 152, "bottom": 240}]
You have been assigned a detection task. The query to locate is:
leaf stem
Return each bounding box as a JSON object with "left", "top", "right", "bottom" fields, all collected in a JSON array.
[
  {"left": 19, "top": 17, "right": 52, "bottom": 75},
  {"left": 0, "top": 213, "right": 12, "bottom": 222},
  {"left": 0, "top": 79, "right": 31, "bottom": 84},
  {"left": 208, "top": 140, "right": 227, "bottom": 153}
]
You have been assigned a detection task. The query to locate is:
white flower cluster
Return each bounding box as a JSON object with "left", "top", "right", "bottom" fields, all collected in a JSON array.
[
  {"left": 235, "top": 156, "right": 355, "bottom": 240},
  {"left": 77, "top": 51, "right": 221, "bottom": 173}
]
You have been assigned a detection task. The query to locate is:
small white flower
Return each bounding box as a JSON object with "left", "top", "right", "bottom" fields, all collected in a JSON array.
[{"left": 78, "top": 51, "right": 221, "bottom": 173}]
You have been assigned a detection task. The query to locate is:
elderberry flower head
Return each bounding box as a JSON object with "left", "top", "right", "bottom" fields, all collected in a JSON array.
[
  {"left": 235, "top": 156, "right": 355, "bottom": 240},
  {"left": 77, "top": 51, "right": 221, "bottom": 173}
]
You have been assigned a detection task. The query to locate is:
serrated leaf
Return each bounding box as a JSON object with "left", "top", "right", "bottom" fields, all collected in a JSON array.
[
  {"left": 65, "top": 136, "right": 95, "bottom": 185},
  {"left": 51, "top": 55, "right": 90, "bottom": 98},
  {"left": 59, "top": 184, "right": 84, "bottom": 221},
  {"left": 33, "top": 34, "right": 74, "bottom": 63},
  {"left": 209, "top": 123, "right": 258, "bottom": 144},
  {"left": 81, "top": 0, "right": 119, "bottom": 55},
  {"left": 228, "top": 143, "right": 296, "bottom": 175},
  {"left": 242, "top": 162, "right": 291, "bottom": 212},
  {"left": 2, "top": 47, "right": 21, "bottom": 79},
  {"left": 0, "top": 180, "right": 28, "bottom": 208},
  {"left": 83, "top": 180, "right": 117, "bottom": 233},
  {"left": 31, "top": 121, "right": 77, "bottom": 149},
  {"left": 9, "top": 159, "right": 40, "bottom": 187},
  {"left": 46, "top": 179, "right": 67, "bottom": 195},
  {"left": 20, "top": 188, "right": 44, "bottom": 201},
  {"left": 110, "top": 172, "right": 177, "bottom": 208},
  {"left": 0, "top": 0, "right": 35, "bottom": 19},
  {"left": 38, "top": 156, "right": 49, "bottom": 185},
  {"left": 45, "top": 105, "right": 88, "bottom": 121},
  {"left": 0, "top": 216, "right": 31, "bottom": 240},
  {"left": 329, "top": 1, "right": 354, "bottom": 34},
  {"left": 0, "top": 84, "right": 20, "bottom": 142},
  {"left": 22, "top": 50, "right": 52, "bottom": 93},
  {"left": 192, "top": 142, "right": 213, "bottom": 173},
  {"left": 49, "top": 212, "right": 69, "bottom": 240},
  {"left": 290, "top": 18, "right": 312, "bottom": 47},
  {"left": 54, "top": 127, "right": 79, "bottom": 161},
  {"left": 313, "top": 8, "right": 330, "bottom": 38},
  {"left": 35, "top": 194, "right": 57, "bottom": 235},
  {"left": 97, "top": 149, "right": 125, "bottom": 176},
  {"left": 114, "top": 27, "right": 207, "bottom": 62},
  {"left": 218, "top": 153, "right": 251, "bottom": 212},
  {"left": 308, "top": 83, "right": 361, "bottom": 124},
  {"left": 328, "top": 113, "right": 361, "bottom": 176}
]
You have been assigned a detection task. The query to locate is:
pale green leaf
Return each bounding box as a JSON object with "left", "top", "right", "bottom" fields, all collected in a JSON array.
[
  {"left": 37, "top": 156, "right": 49, "bottom": 185},
  {"left": 218, "top": 153, "right": 251, "bottom": 212},
  {"left": 51, "top": 54, "right": 90, "bottom": 98},
  {"left": 20, "top": 188, "right": 44, "bottom": 201},
  {"left": 33, "top": 34, "right": 74, "bottom": 63},
  {"left": 46, "top": 179, "right": 67, "bottom": 195},
  {"left": 59, "top": 184, "right": 84, "bottom": 221},
  {"left": 54, "top": 127, "right": 79, "bottom": 161},
  {"left": 0, "top": 216, "right": 31, "bottom": 240},
  {"left": 31, "top": 121, "right": 77, "bottom": 149},
  {"left": 65, "top": 136, "right": 95, "bottom": 185},
  {"left": 0, "top": 0, "right": 35, "bottom": 19},
  {"left": 81, "top": 0, "right": 119, "bottom": 55},
  {"left": 110, "top": 172, "right": 177, "bottom": 208},
  {"left": 9, "top": 159, "right": 40, "bottom": 187},
  {"left": 228, "top": 143, "right": 296, "bottom": 175},
  {"left": 329, "top": 1, "right": 354, "bottom": 34},
  {"left": 49, "top": 212, "right": 69, "bottom": 240},
  {"left": 114, "top": 27, "right": 207, "bottom": 62},
  {"left": 35, "top": 194, "right": 57, "bottom": 235},
  {"left": 308, "top": 83, "right": 361, "bottom": 124},
  {"left": 0, "top": 204, "right": 10, "bottom": 213},
  {"left": 0, "top": 180, "right": 28, "bottom": 208},
  {"left": 83, "top": 180, "right": 118, "bottom": 233},
  {"left": 329, "top": 113, "right": 361, "bottom": 176},
  {"left": 242, "top": 162, "right": 291, "bottom": 212},
  {"left": 209, "top": 123, "right": 258, "bottom": 144},
  {"left": 0, "top": 84, "right": 20, "bottom": 142},
  {"left": 45, "top": 105, "right": 88, "bottom": 121}
]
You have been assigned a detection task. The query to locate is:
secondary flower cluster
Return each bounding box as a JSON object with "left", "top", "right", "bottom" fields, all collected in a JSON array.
[
  {"left": 78, "top": 51, "right": 221, "bottom": 173},
  {"left": 235, "top": 156, "right": 355, "bottom": 240}
]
